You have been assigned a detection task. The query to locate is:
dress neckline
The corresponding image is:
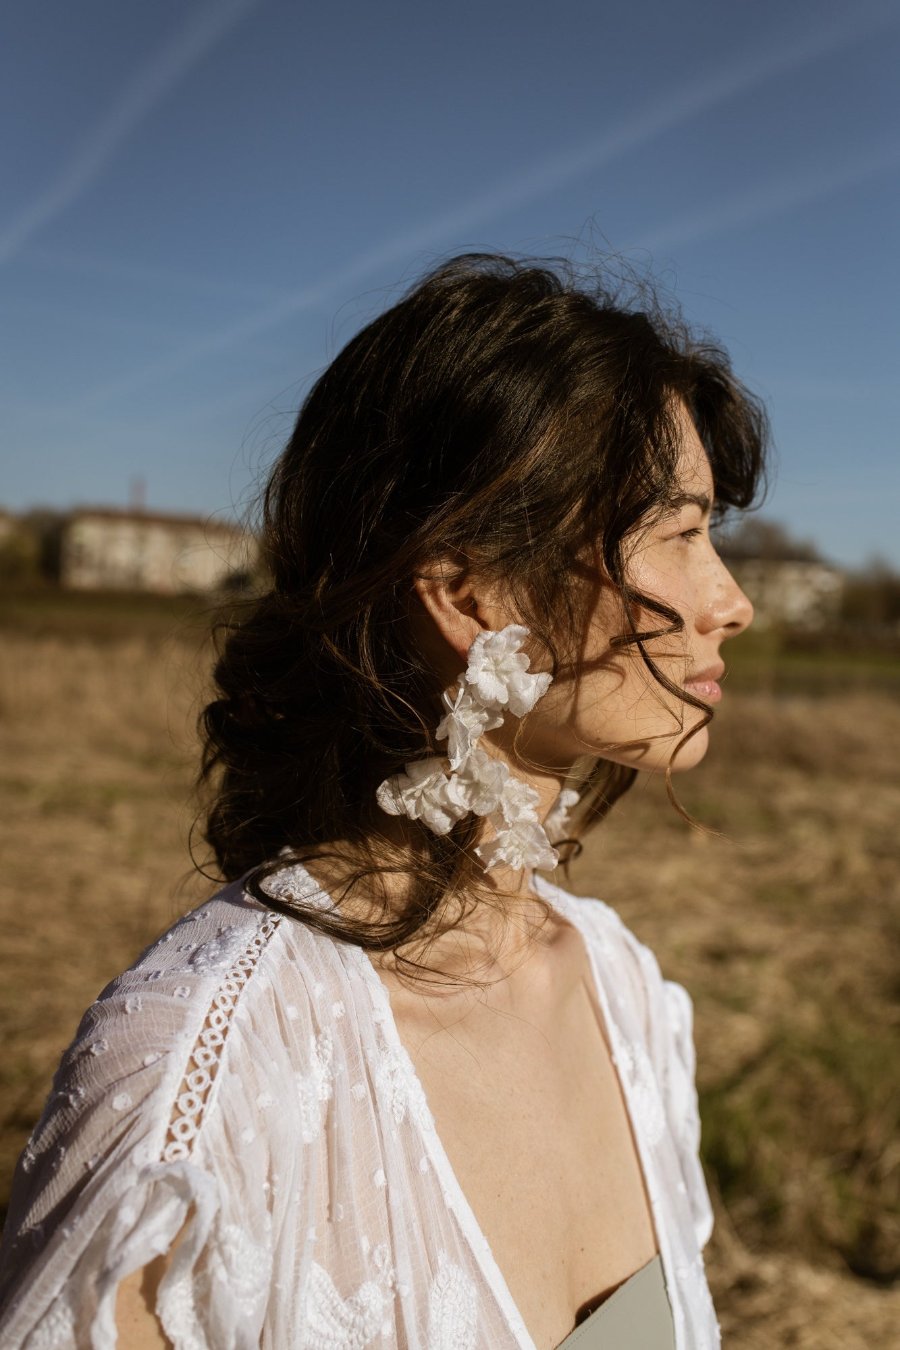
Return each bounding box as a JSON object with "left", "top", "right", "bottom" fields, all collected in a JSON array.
[{"left": 270, "top": 862, "right": 675, "bottom": 1350}]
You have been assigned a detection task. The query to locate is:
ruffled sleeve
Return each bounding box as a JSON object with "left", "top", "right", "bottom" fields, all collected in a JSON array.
[
  {"left": 0, "top": 897, "right": 292, "bottom": 1349},
  {"left": 9, "top": 1159, "right": 230, "bottom": 1349}
]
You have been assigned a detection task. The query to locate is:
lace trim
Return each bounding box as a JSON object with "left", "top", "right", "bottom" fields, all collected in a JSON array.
[{"left": 161, "top": 913, "right": 282, "bottom": 1163}]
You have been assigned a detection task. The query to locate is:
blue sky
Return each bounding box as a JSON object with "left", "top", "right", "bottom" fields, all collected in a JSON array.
[{"left": 2, "top": 0, "right": 898, "bottom": 568}]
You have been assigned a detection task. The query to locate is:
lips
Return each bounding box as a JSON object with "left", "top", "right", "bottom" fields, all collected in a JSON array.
[{"left": 684, "top": 663, "right": 725, "bottom": 703}]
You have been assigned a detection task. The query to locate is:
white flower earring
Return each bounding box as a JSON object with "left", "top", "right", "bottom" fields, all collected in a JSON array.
[
  {"left": 543, "top": 787, "right": 580, "bottom": 842},
  {"left": 376, "top": 624, "right": 562, "bottom": 872}
]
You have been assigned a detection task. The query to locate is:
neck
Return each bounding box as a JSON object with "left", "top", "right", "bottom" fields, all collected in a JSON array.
[{"left": 297, "top": 736, "right": 578, "bottom": 983}]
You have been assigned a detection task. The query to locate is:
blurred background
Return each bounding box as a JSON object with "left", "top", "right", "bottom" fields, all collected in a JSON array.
[{"left": 1, "top": 1, "right": 898, "bottom": 1344}]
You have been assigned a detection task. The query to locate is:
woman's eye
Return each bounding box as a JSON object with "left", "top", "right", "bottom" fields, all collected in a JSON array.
[{"left": 676, "top": 527, "right": 703, "bottom": 541}]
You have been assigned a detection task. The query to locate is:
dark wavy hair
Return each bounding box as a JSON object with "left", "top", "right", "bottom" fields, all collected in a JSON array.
[{"left": 199, "top": 253, "right": 768, "bottom": 974}]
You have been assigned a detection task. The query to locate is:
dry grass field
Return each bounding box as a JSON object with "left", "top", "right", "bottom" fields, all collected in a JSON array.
[{"left": 1, "top": 599, "right": 898, "bottom": 1347}]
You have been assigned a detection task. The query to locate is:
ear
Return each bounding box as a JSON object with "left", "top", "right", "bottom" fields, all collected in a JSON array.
[{"left": 412, "top": 557, "right": 482, "bottom": 665}]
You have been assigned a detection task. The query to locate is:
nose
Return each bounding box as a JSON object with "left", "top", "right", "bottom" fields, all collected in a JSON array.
[{"left": 697, "top": 559, "right": 754, "bottom": 639}]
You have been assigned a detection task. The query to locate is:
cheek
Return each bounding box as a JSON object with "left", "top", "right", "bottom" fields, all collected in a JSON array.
[
  {"left": 554, "top": 654, "right": 673, "bottom": 733},
  {"left": 627, "top": 556, "right": 695, "bottom": 641},
  {"left": 571, "top": 652, "right": 711, "bottom": 753},
  {"left": 516, "top": 658, "right": 711, "bottom": 774}
]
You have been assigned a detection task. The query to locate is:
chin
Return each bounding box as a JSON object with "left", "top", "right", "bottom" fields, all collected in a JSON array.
[
  {"left": 667, "top": 724, "right": 710, "bottom": 772},
  {"left": 625, "top": 726, "right": 710, "bottom": 776},
  {"left": 598, "top": 724, "right": 710, "bottom": 776}
]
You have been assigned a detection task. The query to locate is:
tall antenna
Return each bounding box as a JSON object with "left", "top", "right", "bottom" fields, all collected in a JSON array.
[{"left": 129, "top": 476, "right": 147, "bottom": 513}]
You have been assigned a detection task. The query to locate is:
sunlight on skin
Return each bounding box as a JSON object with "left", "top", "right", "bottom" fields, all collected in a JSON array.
[{"left": 485, "top": 405, "right": 754, "bottom": 783}]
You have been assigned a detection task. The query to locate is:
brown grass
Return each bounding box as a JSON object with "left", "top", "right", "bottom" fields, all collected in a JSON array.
[{"left": 1, "top": 624, "right": 897, "bottom": 1346}]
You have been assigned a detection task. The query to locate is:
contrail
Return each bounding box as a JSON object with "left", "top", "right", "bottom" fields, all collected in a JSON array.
[
  {"left": 0, "top": 0, "right": 259, "bottom": 266},
  {"left": 632, "top": 139, "right": 900, "bottom": 255},
  {"left": 377, "top": 0, "right": 900, "bottom": 251},
  {"left": 75, "top": 0, "right": 900, "bottom": 408}
]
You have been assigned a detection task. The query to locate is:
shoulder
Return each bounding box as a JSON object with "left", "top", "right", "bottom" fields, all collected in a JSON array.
[
  {"left": 1, "top": 886, "right": 277, "bottom": 1227},
  {"left": 10, "top": 861, "right": 367, "bottom": 1178},
  {"left": 42, "top": 883, "right": 289, "bottom": 1144},
  {"left": 16, "top": 870, "right": 344, "bottom": 1172},
  {"left": 535, "top": 873, "right": 697, "bottom": 1081},
  {"left": 537, "top": 875, "right": 667, "bottom": 1001},
  {"left": 66, "top": 867, "right": 341, "bottom": 1079},
  {"left": 3, "top": 874, "right": 330, "bottom": 1226}
]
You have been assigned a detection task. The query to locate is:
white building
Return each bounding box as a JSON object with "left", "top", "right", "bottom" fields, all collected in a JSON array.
[
  {"left": 728, "top": 558, "right": 844, "bottom": 631},
  {"left": 61, "top": 508, "right": 257, "bottom": 594}
]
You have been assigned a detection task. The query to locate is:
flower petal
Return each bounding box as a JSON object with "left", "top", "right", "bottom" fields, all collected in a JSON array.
[
  {"left": 544, "top": 787, "right": 580, "bottom": 841},
  {"left": 464, "top": 625, "right": 551, "bottom": 716},
  {"left": 450, "top": 747, "right": 509, "bottom": 816}
]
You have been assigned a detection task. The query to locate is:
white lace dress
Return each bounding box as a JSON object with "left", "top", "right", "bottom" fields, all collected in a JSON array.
[{"left": 0, "top": 864, "right": 721, "bottom": 1349}]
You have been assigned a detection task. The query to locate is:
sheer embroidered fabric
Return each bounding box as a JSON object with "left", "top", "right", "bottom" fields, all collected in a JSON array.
[{"left": 0, "top": 866, "right": 720, "bottom": 1348}]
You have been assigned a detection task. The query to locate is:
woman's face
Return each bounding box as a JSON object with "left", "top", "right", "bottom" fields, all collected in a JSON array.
[{"left": 522, "top": 405, "right": 753, "bottom": 776}]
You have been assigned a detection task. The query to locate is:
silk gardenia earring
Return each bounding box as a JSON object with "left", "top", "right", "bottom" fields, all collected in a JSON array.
[{"left": 375, "top": 624, "right": 571, "bottom": 872}]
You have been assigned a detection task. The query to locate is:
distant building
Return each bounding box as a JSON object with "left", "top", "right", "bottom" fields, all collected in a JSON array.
[
  {"left": 715, "top": 517, "right": 845, "bottom": 632},
  {"left": 60, "top": 508, "right": 257, "bottom": 594},
  {"left": 726, "top": 558, "right": 844, "bottom": 631}
]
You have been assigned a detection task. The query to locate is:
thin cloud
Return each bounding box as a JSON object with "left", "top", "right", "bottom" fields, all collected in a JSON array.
[
  {"left": 386, "top": 0, "right": 900, "bottom": 248},
  {"left": 0, "top": 0, "right": 259, "bottom": 266},
  {"left": 632, "top": 140, "right": 900, "bottom": 254},
  {"left": 76, "top": 0, "right": 900, "bottom": 409}
]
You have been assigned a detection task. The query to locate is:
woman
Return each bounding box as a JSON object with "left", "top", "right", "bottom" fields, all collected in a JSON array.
[{"left": 0, "top": 254, "right": 767, "bottom": 1348}]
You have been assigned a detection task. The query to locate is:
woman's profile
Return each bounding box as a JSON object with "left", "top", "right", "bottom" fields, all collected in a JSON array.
[{"left": 0, "top": 254, "right": 767, "bottom": 1348}]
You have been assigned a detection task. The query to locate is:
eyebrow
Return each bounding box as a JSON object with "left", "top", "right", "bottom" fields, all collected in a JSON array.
[{"left": 664, "top": 492, "right": 712, "bottom": 515}]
